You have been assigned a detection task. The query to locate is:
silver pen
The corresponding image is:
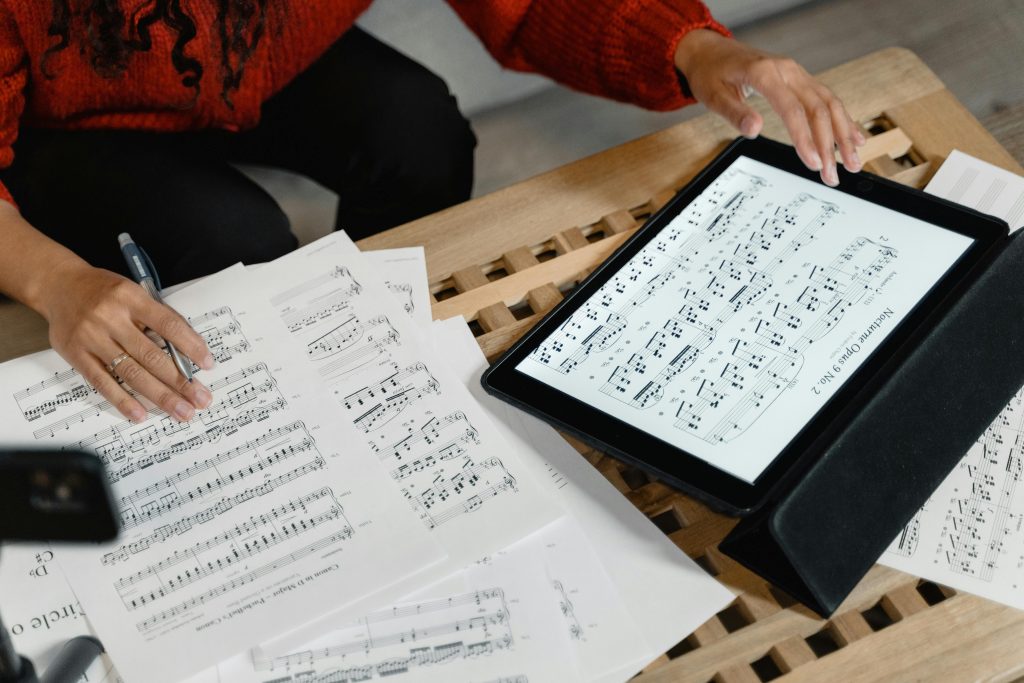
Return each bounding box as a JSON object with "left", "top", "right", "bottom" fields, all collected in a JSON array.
[{"left": 117, "top": 232, "right": 195, "bottom": 382}]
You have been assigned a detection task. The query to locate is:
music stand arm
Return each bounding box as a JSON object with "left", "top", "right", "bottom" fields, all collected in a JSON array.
[
  {"left": 38, "top": 637, "right": 103, "bottom": 683},
  {"left": 0, "top": 546, "right": 102, "bottom": 683},
  {"left": 0, "top": 613, "right": 37, "bottom": 683}
]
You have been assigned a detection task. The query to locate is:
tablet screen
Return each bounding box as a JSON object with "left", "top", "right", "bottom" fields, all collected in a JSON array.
[{"left": 516, "top": 156, "right": 974, "bottom": 483}]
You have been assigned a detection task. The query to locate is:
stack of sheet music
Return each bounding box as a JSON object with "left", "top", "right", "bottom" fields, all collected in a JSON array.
[{"left": 0, "top": 231, "right": 734, "bottom": 683}]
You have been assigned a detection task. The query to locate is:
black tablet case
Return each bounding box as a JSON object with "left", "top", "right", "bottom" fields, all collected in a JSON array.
[{"left": 720, "top": 229, "right": 1024, "bottom": 617}]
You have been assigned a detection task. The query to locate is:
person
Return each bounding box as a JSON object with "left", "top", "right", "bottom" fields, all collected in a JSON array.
[{"left": 0, "top": 1, "right": 864, "bottom": 426}]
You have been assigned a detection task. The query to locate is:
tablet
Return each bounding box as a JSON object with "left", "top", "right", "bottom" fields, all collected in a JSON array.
[{"left": 481, "top": 137, "right": 1008, "bottom": 515}]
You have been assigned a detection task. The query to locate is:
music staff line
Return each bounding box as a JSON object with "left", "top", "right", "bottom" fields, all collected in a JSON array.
[
  {"left": 254, "top": 587, "right": 511, "bottom": 672},
  {"left": 103, "top": 487, "right": 336, "bottom": 565},
  {"left": 118, "top": 505, "right": 349, "bottom": 611},
  {"left": 136, "top": 530, "right": 353, "bottom": 633}
]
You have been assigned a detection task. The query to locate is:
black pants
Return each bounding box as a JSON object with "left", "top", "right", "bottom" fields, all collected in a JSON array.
[{"left": 2, "top": 28, "right": 476, "bottom": 285}]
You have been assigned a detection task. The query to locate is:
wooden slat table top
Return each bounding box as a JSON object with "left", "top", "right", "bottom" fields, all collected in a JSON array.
[
  {"left": 357, "top": 47, "right": 1024, "bottom": 683},
  {"left": 1, "top": 47, "right": 1023, "bottom": 682}
]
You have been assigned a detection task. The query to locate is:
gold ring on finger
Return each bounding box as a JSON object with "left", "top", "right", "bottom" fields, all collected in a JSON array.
[{"left": 107, "top": 352, "right": 132, "bottom": 376}]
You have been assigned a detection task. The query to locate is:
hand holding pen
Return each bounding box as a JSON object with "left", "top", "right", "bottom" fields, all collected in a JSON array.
[
  {"left": 37, "top": 239, "right": 215, "bottom": 424},
  {"left": 117, "top": 234, "right": 197, "bottom": 382}
]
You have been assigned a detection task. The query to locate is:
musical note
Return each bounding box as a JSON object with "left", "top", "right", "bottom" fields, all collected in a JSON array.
[
  {"left": 103, "top": 487, "right": 337, "bottom": 565},
  {"left": 883, "top": 387, "right": 1024, "bottom": 610},
  {"left": 317, "top": 317, "right": 401, "bottom": 380},
  {"left": 262, "top": 245, "right": 549, "bottom": 566},
  {"left": 372, "top": 411, "right": 479, "bottom": 462},
  {"left": 137, "top": 530, "right": 355, "bottom": 633},
  {"left": 270, "top": 266, "right": 361, "bottom": 308},
  {"left": 13, "top": 367, "right": 82, "bottom": 401},
  {"left": 348, "top": 363, "right": 441, "bottom": 432},
  {"left": 118, "top": 495, "right": 350, "bottom": 608},
  {"left": 108, "top": 417, "right": 302, "bottom": 486},
  {"left": 553, "top": 580, "right": 585, "bottom": 642},
  {"left": 530, "top": 185, "right": 872, "bottom": 440},
  {"left": 939, "top": 398, "right": 1024, "bottom": 580},
  {"left": 193, "top": 306, "right": 251, "bottom": 365},
  {"left": 24, "top": 314, "right": 256, "bottom": 440},
  {"left": 119, "top": 455, "right": 326, "bottom": 531},
  {"left": 890, "top": 510, "right": 922, "bottom": 558},
  {"left": 0, "top": 271, "right": 457, "bottom": 683},
  {"left": 307, "top": 316, "right": 362, "bottom": 360},
  {"left": 386, "top": 281, "right": 416, "bottom": 316},
  {"left": 412, "top": 459, "right": 518, "bottom": 529},
  {"left": 251, "top": 587, "right": 514, "bottom": 677}
]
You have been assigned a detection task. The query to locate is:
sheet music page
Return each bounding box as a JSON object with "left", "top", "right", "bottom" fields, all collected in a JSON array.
[
  {"left": 217, "top": 316, "right": 672, "bottom": 683},
  {"left": 0, "top": 265, "right": 443, "bottom": 683},
  {"left": 880, "top": 153, "right": 1024, "bottom": 605},
  {"left": 246, "top": 232, "right": 562, "bottom": 653},
  {"left": 220, "top": 544, "right": 580, "bottom": 683},
  {"left": 516, "top": 156, "right": 974, "bottom": 483},
  {"left": 432, "top": 316, "right": 735, "bottom": 679},
  {"left": 220, "top": 522, "right": 644, "bottom": 683}
]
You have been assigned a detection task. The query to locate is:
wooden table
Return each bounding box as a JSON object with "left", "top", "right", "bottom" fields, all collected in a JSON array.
[
  {"left": 359, "top": 48, "right": 1024, "bottom": 682},
  {"left": 1, "top": 48, "right": 1022, "bottom": 682}
]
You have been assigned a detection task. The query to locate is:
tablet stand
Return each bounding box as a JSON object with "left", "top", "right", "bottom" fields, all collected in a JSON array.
[{"left": 721, "top": 229, "right": 1024, "bottom": 616}]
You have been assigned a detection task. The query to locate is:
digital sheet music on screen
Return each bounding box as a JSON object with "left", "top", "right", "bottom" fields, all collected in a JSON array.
[{"left": 517, "top": 156, "right": 974, "bottom": 483}]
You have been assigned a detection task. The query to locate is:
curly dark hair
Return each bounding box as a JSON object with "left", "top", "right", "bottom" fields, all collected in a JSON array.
[{"left": 43, "top": 0, "right": 272, "bottom": 108}]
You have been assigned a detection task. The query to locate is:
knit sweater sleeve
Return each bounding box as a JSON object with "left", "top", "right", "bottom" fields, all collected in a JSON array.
[
  {"left": 0, "top": 6, "right": 26, "bottom": 206},
  {"left": 446, "top": 0, "right": 730, "bottom": 111}
]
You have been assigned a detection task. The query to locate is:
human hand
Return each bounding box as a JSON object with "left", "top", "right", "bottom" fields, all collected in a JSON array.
[
  {"left": 674, "top": 29, "right": 865, "bottom": 187},
  {"left": 38, "top": 260, "right": 215, "bottom": 423}
]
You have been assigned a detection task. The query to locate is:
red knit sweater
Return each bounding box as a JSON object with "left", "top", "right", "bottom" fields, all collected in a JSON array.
[{"left": 0, "top": 1, "right": 729, "bottom": 205}]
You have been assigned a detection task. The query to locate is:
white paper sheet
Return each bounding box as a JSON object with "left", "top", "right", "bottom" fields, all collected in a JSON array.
[
  {"left": 432, "top": 316, "right": 735, "bottom": 679},
  {"left": 246, "top": 233, "right": 562, "bottom": 654},
  {"left": 516, "top": 156, "right": 974, "bottom": 483},
  {"left": 923, "top": 150, "right": 1024, "bottom": 230},
  {"left": 881, "top": 151, "right": 1024, "bottom": 606},
  {"left": 0, "top": 265, "right": 443, "bottom": 683}
]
